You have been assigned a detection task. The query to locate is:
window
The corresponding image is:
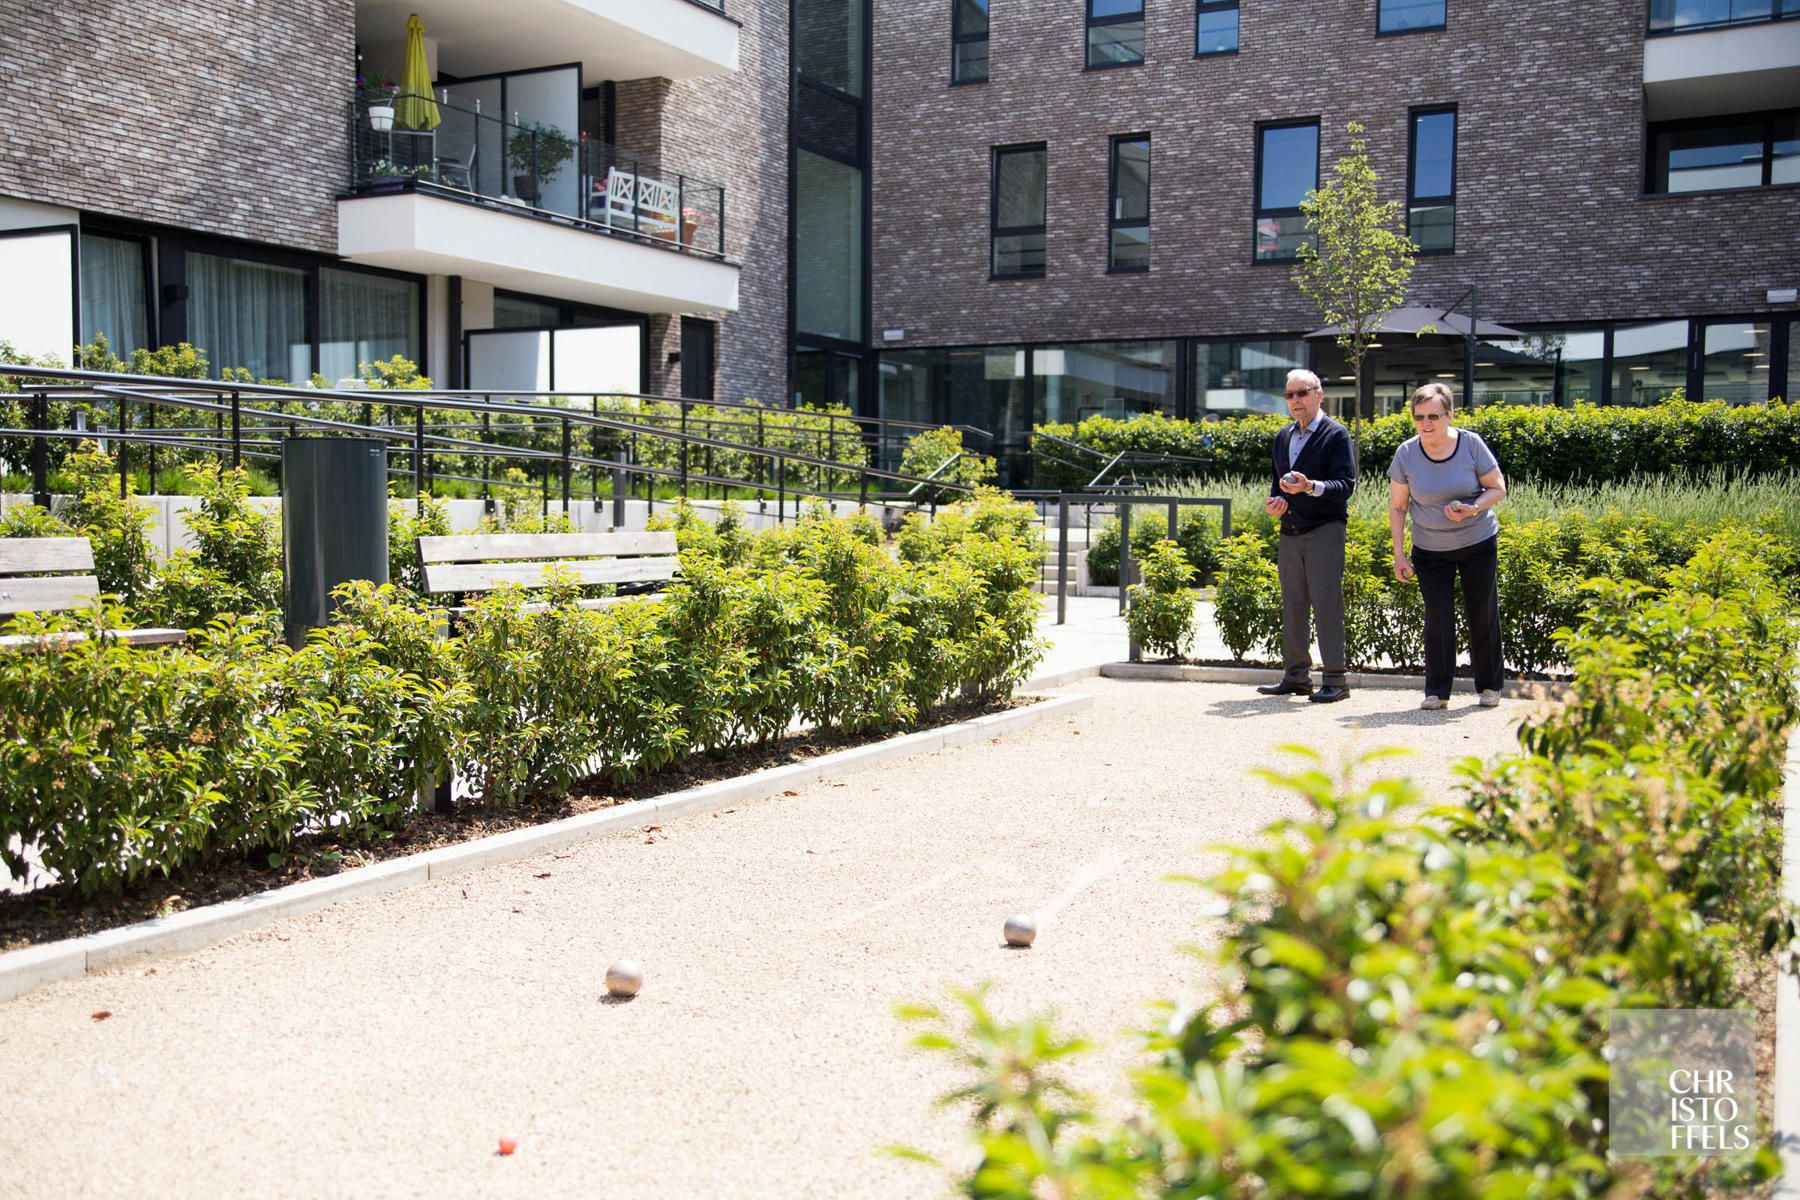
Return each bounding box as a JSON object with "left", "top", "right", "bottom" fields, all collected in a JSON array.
[
  {"left": 1378, "top": 0, "right": 1445, "bottom": 33},
  {"left": 795, "top": 148, "right": 866, "bottom": 339},
  {"left": 878, "top": 345, "right": 1031, "bottom": 484},
  {"left": 953, "top": 0, "right": 989, "bottom": 83},
  {"left": 1611, "top": 320, "right": 1689, "bottom": 407},
  {"left": 1648, "top": 110, "right": 1798, "bottom": 193},
  {"left": 186, "top": 252, "right": 308, "bottom": 382},
  {"left": 1196, "top": 0, "right": 1238, "bottom": 54},
  {"left": 1254, "top": 120, "right": 1318, "bottom": 261},
  {"left": 1649, "top": 0, "right": 1800, "bottom": 34},
  {"left": 992, "top": 144, "right": 1047, "bottom": 277},
  {"left": 79, "top": 233, "right": 151, "bottom": 357},
  {"left": 1033, "top": 340, "right": 1176, "bottom": 423},
  {"left": 795, "top": 0, "right": 865, "bottom": 96},
  {"left": 319, "top": 268, "right": 419, "bottom": 384},
  {"left": 1193, "top": 339, "right": 1308, "bottom": 413},
  {"left": 1108, "top": 135, "right": 1150, "bottom": 271},
  {"left": 1407, "top": 108, "right": 1456, "bottom": 253},
  {"left": 1086, "top": 0, "right": 1144, "bottom": 68}
]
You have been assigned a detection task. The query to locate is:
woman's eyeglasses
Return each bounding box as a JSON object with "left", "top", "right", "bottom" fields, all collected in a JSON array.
[{"left": 1412, "top": 412, "right": 1447, "bottom": 423}]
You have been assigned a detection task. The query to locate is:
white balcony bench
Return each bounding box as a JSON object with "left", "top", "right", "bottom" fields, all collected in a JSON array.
[
  {"left": 0, "top": 537, "right": 186, "bottom": 651},
  {"left": 598, "top": 168, "right": 681, "bottom": 241},
  {"left": 416, "top": 531, "right": 682, "bottom": 624}
]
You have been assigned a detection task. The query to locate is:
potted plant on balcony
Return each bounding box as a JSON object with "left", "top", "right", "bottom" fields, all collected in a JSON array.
[
  {"left": 359, "top": 72, "right": 398, "bottom": 132},
  {"left": 365, "top": 159, "right": 409, "bottom": 193},
  {"left": 506, "top": 121, "right": 577, "bottom": 207}
]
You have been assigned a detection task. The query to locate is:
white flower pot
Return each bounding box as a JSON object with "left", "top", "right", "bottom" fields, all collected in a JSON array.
[{"left": 369, "top": 105, "right": 394, "bottom": 132}]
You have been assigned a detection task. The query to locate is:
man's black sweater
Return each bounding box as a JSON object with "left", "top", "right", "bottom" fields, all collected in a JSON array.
[{"left": 1270, "top": 414, "right": 1358, "bottom": 535}]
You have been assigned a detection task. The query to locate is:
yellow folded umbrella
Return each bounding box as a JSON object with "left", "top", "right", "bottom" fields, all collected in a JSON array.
[{"left": 396, "top": 14, "right": 440, "bottom": 131}]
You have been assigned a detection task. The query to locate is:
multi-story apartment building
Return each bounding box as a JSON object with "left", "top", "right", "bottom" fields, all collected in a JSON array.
[
  {"left": 0, "top": 0, "right": 786, "bottom": 407},
  {"left": 866, "top": 0, "right": 1800, "bottom": 479}
]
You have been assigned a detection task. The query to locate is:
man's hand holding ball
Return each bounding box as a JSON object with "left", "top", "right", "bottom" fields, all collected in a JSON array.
[{"left": 1279, "top": 470, "right": 1310, "bottom": 495}]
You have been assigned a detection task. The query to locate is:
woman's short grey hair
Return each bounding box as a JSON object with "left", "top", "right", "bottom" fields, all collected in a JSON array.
[
  {"left": 1410, "top": 381, "right": 1455, "bottom": 415},
  {"left": 1286, "top": 368, "right": 1322, "bottom": 393}
]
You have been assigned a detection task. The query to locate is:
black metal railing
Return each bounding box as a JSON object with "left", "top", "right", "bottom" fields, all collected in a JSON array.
[
  {"left": 1648, "top": 0, "right": 1800, "bottom": 34},
  {"left": 347, "top": 93, "right": 729, "bottom": 259}
]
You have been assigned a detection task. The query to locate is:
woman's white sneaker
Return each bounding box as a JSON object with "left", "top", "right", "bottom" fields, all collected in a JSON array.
[
  {"left": 1478, "top": 690, "right": 1501, "bottom": 707},
  {"left": 1419, "top": 696, "right": 1446, "bottom": 710}
]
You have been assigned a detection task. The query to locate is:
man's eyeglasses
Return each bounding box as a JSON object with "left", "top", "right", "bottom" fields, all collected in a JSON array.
[
  {"left": 1412, "top": 412, "right": 1447, "bottom": 423},
  {"left": 1283, "top": 389, "right": 1316, "bottom": 399}
]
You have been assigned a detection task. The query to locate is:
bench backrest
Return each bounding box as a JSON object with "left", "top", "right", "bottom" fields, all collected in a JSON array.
[
  {"left": 0, "top": 537, "right": 100, "bottom": 616},
  {"left": 416, "top": 531, "right": 681, "bottom": 596}
]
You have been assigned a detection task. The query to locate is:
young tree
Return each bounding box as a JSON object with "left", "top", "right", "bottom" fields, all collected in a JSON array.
[{"left": 1295, "top": 121, "right": 1416, "bottom": 453}]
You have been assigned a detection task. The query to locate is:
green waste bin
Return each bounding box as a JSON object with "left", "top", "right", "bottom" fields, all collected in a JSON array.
[{"left": 283, "top": 436, "right": 389, "bottom": 648}]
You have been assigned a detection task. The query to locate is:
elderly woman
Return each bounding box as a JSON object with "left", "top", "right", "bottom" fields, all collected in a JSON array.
[{"left": 1388, "top": 382, "right": 1508, "bottom": 710}]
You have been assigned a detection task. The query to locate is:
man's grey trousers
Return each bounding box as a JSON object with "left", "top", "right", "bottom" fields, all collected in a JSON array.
[{"left": 1277, "top": 521, "right": 1348, "bottom": 688}]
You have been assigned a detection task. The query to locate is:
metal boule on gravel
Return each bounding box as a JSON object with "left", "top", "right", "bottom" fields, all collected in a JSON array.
[
  {"left": 1003, "top": 915, "right": 1037, "bottom": 948},
  {"left": 605, "top": 959, "right": 643, "bottom": 998}
]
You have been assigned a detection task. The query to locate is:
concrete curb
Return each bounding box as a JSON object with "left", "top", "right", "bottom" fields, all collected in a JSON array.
[
  {"left": 0, "top": 693, "right": 1092, "bottom": 1005},
  {"left": 1776, "top": 723, "right": 1800, "bottom": 1196},
  {"left": 1098, "top": 661, "right": 1570, "bottom": 699}
]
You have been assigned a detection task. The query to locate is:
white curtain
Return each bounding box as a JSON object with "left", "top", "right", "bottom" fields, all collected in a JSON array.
[
  {"left": 78, "top": 234, "right": 149, "bottom": 356},
  {"left": 187, "top": 252, "right": 308, "bottom": 382},
  {"left": 319, "top": 268, "right": 419, "bottom": 383}
]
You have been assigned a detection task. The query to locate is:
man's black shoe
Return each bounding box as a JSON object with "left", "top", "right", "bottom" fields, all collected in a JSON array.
[
  {"left": 1309, "top": 685, "right": 1351, "bottom": 704},
  {"left": 1256, "top": 681, "right": 1311, "bottom": 696}
]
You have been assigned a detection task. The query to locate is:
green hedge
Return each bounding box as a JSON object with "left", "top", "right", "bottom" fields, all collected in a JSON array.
[
  {"left": 1033, "top": 395, "right": 1800, "bottom": 490},
  {"left": 0, "top": 497, "right": 1045, "bottom": 895},
  {"left": 906, "top": 528, "right": 1797, "bottom": 1196}
]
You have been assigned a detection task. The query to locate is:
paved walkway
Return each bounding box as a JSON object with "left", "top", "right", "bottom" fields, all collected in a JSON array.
[{"left": 0, "top": 677, "right": 1531, "bottom": 1198}]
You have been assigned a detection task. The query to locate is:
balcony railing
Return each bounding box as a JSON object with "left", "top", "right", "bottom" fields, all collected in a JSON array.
[
  {"left": 347, "top": 93, "right": 726, "bottom": 260},
  {"left": 1648, "top": 0, "right": 1800, "bottom": 34}
]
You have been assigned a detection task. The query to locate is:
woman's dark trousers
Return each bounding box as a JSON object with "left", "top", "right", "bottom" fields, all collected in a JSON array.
[{"left": 1412, "top": 534, "right": 1503, "bottom": 699}]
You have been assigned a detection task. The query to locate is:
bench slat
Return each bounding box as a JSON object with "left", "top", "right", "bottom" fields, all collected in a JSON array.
[
  {"left": 0, "top": 627, "right": 188, "bottom": 652},
  {"left": 422, "top": 557, "right": 680, "bottom": 594},
  {"left": 417, "top": 531, "right": 678, "bottom": 565},
  {"left": 0, "top": 537, "right": 95, "bottom": 575},
  {"left": 0, "top": 575, "right": 100, "bottom": 615}
]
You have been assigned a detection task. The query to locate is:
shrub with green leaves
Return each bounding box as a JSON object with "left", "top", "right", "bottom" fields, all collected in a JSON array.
[
  {"left": 1086, "top": 505, "right": 1222, "bottom": 586},
  {"left": 137, "top": 462, "right": 282, "bottom": 630},
  {"left": 1211, "top": 531, "right": 1282, "bottom": 661},
  {"left": 899, "top": 426, "right": 996, "bottom": 502},
  {"left": 1124, "top": 540, "right": 1198, "bottom": 660}
]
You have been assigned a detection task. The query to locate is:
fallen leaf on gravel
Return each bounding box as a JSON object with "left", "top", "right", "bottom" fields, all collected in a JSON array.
[
  {"left": 91, "top": 1011, "right": 112, "bottom": 1021},
  {"left": 461, "top": 889, "right": 468, "bottom": 899},
  {"left": 534, "top": 872, "right": 551, "bottom": 879},
  {"left": 782, "top": 790, "right": 798, "bottom": 797},
  {"left": 511, "top": 907, "right": 524, "bottom": 914},
  {"left": 497, "top": 1137, "right": 518, "bottom": 1156},
  {"left": 641, "top": 824, "right": 662, "bottom": 833},
  {"left": 1071, "top": 730, "right": 1081, "bottom": 736}
]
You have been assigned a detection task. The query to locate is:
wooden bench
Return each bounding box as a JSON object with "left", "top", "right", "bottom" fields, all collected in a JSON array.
[
  {"left": 416, "top": 531, "right": 682, "bottom": 620},
  {"left": 0, "top": 537, "right": 186, "bottom": 650}
]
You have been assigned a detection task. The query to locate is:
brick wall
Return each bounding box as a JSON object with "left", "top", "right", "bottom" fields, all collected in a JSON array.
[
  {"left": 623, "top": 3, "right": 790, "bottom": 405},
  {"left": 0, "top": 0, "right": 354, "bottom": 255},
  {"left": 870, "top": 0, "right": 1800, "bottom": 347}
]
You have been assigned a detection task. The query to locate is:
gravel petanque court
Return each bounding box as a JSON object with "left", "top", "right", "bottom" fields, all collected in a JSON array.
[{"left": 0, "top": 678, "right": 1532, "bottom": 1199}]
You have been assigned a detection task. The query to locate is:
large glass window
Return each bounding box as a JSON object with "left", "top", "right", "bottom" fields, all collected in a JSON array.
[
  {"left": 493, "top": 293, "right": 563, "bottom": 329},
  {"left": 319, "top": 268, "right": 419, "bottom": 384},
  {"left": 79, "top": 233, "right": 150, "bottom": 357},
  {"left": 992, "top": 144, "right": 1047, "bottom": 278},
  {"left": 0, "top": 229, "right": 74, "bottom": 362},
  {"left": 795, "top": 149, "right": 865, "bottom": 340},
  {"left": 1254, "top": 121, "right": 1318, "bottom": 261},
  {"left": 1033, "top": 340, "right": 1176, "bottom": 425},
  {"left": 1611, "top": 320, "right": 1689, "bottom": 407},
  {"left": 1408, "top": 108, "right": 1456, "bottom": 254},
  {"left": 1379, "top": 0, "right": 1446, "bottom": 33},
  {"left": 878, "top": 345, "right": 1031, "bottom": 483},
  {"left": 1109, "top": 136, "right": 1150, "bottom": 271},
  {"left": 1196, "top": 0, "right": 1239, "bottom": 54},
  {"left": 953, "top": 0, "right": 989, "bottom": 83},
  {"left": 1493, "top": 329, "right": 1605, "bottom": 407},
  {"left": 1193, "top": 339, "right": 1309, "bottom": 414},
  {"left": 1700, "top": 320, "right": 1773, "bottom": 405},
  {"left": 186, "top": 252, "right": 308, "bottom": 382},
  {"left": 1086, "top": 0, "right": 1145, "bottom": 67},
  {"left": 1649, "top": 0, "right": 1800, "bottom": 34},
  {"left": 1649, "top": 110, "right": 1798, "bottom": 193},
  {"left": 795, "top": 0, "right": 866, "bottom": 96}
]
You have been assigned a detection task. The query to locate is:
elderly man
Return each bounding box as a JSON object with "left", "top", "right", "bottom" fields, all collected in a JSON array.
[{"left": 1256, "top": 369, "right": 1357, "bottom": 703}]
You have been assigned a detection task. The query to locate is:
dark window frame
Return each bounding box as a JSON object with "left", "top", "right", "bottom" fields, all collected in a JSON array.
[
  {"left": 1251, "top": 117, "right": 1320, "bottom": 265},
  {"left": 1645, "top": 107, "right": 1799, "bottom": 195},
  {"left": 1376, "top": 0, "right": 1447, "bottom": 36},
  {"left": 991, "top": 142, "right": 1048, "bottom": 280},
  {"left": 1194, "top": 0, "right": 1239, "bottom": 56},
  {"left": 951, "top": 0, "right": 990, "bottom": 84},
  {"left": 1107, "top": 133, "right": 1151, "bottom": 273},
  {"left": 1085, "top": 0, "right": 1146, "bottom": 70},
  {"left": 1646, "top": 0, "right": 1800, "bottom": 36},
  {"left": 1406, "top": 105, "right": 1457, "bottom": 256}
]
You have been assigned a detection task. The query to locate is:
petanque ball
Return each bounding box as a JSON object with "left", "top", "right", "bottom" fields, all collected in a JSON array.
[
  {"left": 605, "top": 959, "right": 643, "bottom": 998},
  {"left": 1003, "top": 915, "right": 1037, "bottom": 948}
]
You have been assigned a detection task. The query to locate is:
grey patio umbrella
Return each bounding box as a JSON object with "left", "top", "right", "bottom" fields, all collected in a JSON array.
[{"left": 1304, "top": 305, "right": 1526, "bottom": 342}]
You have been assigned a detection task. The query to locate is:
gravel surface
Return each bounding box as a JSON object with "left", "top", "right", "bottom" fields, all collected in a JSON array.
[{"left": 0, "top": 678, "right": 1533, "bottom": 1199}]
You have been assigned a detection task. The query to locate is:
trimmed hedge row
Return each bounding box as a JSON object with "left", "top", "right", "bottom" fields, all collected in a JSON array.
[
  {"left": 909, "top": 528, "right": 1798, "bottom": 1196},
  {"left": 1033, "top": 395, "right": 1800, "bottom": 489},
  {"left": 0, "top": 496, "right": 1045, "bottom": 896}
]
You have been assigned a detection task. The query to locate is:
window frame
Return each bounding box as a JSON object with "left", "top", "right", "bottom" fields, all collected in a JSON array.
[
  {"left": 991, "top": 142, "right": 1048, "bottom": 280},
  {"left": 1644, "top": 107, "right": 1799, "bottom": 195},
  {"left": 951, "top": 0, "right": 990, "bottom": 85},
  {"left": 1107, "top": 133, "right": 1151, "bottom": 273},
  {"left": 1251, "top": 117, "right": 1320, "bottom": 265},
  {"left": 1376, "top": 0, "right": 1447, "bottom": 36},
  {"left": 1194, "top": 0, "right": 1239, "bottom": 57},
  {"left": 1406, "top": 105, "right": 1457, "bottom": 256},
  {"left": 1646, "top": 0, "right": 1800, "bottom": 37},
  {"left": 1084, "top": 0, "right": 1146, "bottom": 70}
]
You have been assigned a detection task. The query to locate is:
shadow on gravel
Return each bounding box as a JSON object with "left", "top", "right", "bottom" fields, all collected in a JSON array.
[
  {"left": 1338, "top": 706, "right": 1487, "bottom": 730},
  {"left": 1205, "top": 697, "right": 1307, "bottom": 719}
]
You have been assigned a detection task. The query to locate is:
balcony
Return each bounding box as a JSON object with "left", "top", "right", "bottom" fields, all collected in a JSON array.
[
  {"left": 338, "top": 95, "right": 738, "bottom": 314},
  {"left": 356, "top": 0, "right": 738, "bottom": 82},
  {"left": 1644, "top": 1, "right": 1800, "bottom": 119}
]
